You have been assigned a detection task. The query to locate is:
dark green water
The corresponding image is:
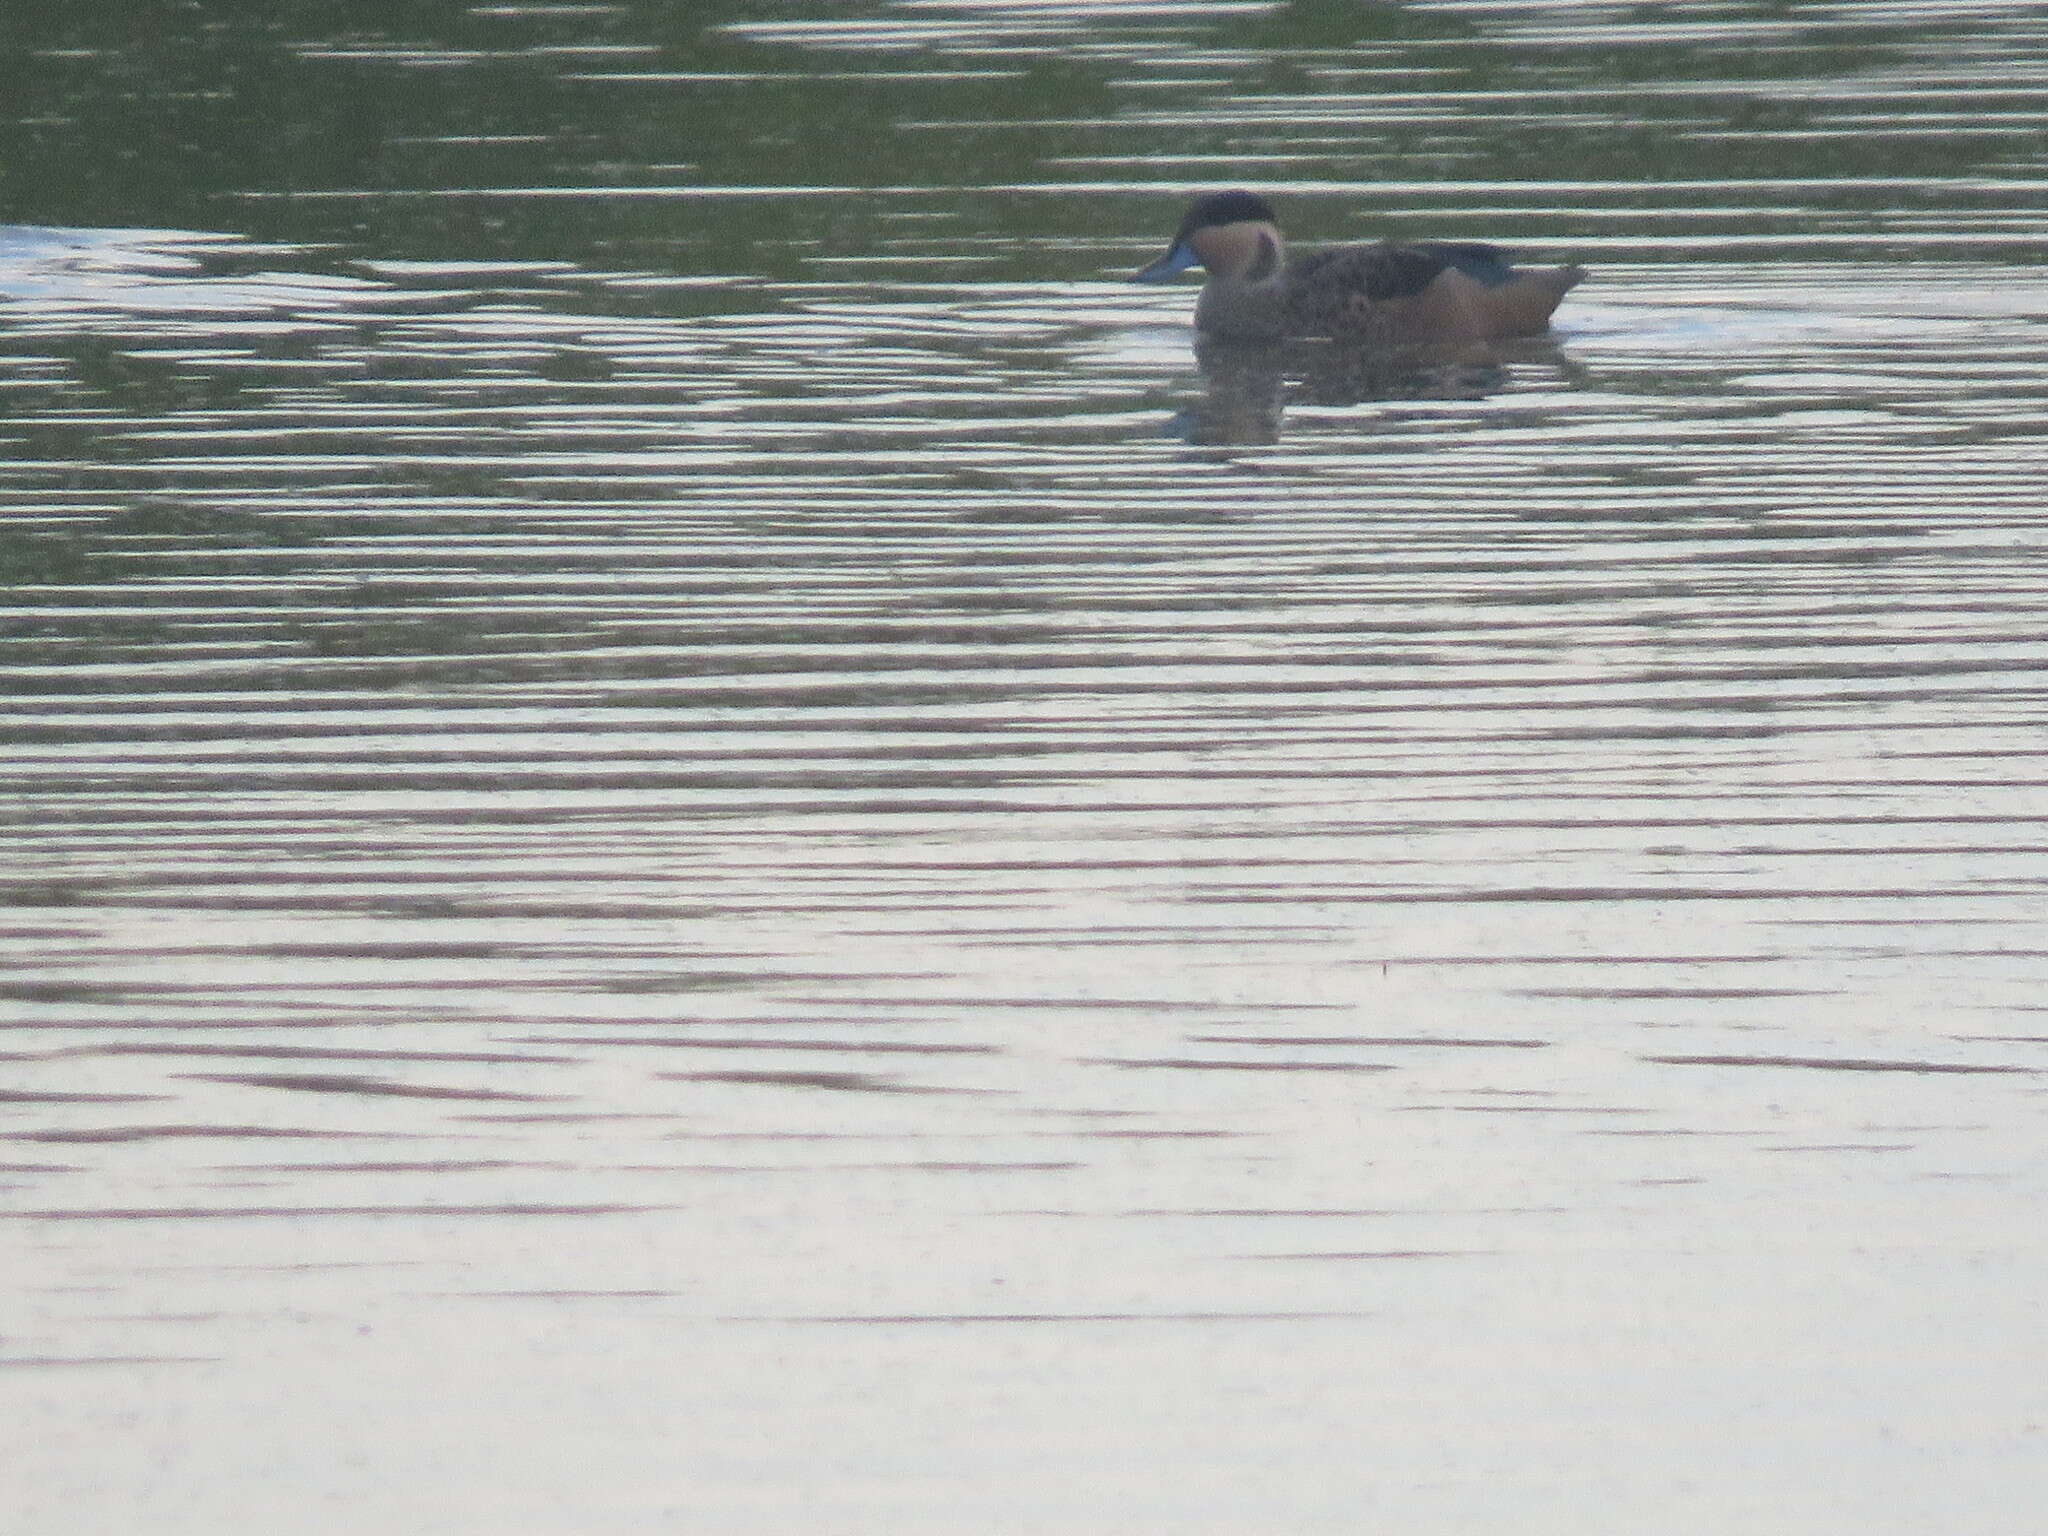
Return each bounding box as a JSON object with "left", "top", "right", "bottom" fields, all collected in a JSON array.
[{"left": 5, "top": 6, "right": 2048, "bottom": 1533}]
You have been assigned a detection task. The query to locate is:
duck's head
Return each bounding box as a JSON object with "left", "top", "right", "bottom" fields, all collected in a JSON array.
[{"left": 1134, "top": 190, "right": 1284, "bottom": 283}]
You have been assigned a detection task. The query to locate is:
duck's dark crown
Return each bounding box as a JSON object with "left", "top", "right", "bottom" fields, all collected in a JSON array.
[{"left": 1176, "top": 190, "right": 1279, "bottom": 239}]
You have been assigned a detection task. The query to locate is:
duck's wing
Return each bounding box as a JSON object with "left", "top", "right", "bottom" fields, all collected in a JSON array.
[
  {"left": 1408, "top": 240, "right": 1521, "bottom": 288},
  {"left": 1282, "top": 242, "right": 1453, "bottom": 335},
  {"left": 1293, "top": 239, "right": 1524, "bottom": 292},
  {"left": 1290, "top": 239, "right": 1581, "bottom": 340},
  {"left": 1287, "top": 239, "right": 1547, "bottom": 335},
  {"left": 1289, "top": 241, "right": 1461, "bottom": 303}
]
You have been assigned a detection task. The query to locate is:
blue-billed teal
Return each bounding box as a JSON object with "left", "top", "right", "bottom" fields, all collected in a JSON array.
[{"left": 1135, "top": 190, "right": 1585, "bottom": 343}]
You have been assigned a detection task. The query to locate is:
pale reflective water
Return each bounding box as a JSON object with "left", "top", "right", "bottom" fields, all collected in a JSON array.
[{"left": 6, "top": 4, "right": 2048, "bottom": 1533}]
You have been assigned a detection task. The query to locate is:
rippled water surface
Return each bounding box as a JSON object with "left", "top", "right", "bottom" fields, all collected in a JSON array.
[{"left": 6, "top": 4, "right": 2048, "bottom": 1533}]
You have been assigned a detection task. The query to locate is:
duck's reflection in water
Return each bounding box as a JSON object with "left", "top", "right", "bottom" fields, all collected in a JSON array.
[{"left": 1174, "top": 334, "right": 1579, "bottom": 446}]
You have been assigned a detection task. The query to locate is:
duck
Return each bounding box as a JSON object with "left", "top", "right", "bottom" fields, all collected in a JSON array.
[{"left": 1134, "top": 190, "right": 1585, "bottom": 344}]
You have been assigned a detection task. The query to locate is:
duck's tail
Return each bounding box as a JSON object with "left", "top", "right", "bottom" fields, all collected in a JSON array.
[{"left": 1487, "top": 263, "right": 1587, "bottom": 337}]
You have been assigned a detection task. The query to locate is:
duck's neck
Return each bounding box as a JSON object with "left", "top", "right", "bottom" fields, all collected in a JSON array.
[
  {"left": 1195, "top": 278, "right": 1289, "bottom": 340},
  {"left": 1189, "top": 221, "right": 1289, "bottom": 338}
]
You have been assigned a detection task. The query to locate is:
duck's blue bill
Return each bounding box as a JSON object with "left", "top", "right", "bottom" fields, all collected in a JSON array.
[{"left": 1133, "top": 241, "right": 1199, "bottom": 282}]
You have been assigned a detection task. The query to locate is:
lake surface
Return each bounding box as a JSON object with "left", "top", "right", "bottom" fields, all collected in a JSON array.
[{"left": 6, "top": 4, "right": 2048, "bottom": 1532}]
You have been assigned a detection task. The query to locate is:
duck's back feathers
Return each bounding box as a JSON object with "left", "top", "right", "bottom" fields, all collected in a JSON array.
[
  {"left": 1288, "top": 241, "right": 1457, "bottom": 304},
  {"left": 1287, "top": 239, "right": 1582, "bottom": 341}
]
